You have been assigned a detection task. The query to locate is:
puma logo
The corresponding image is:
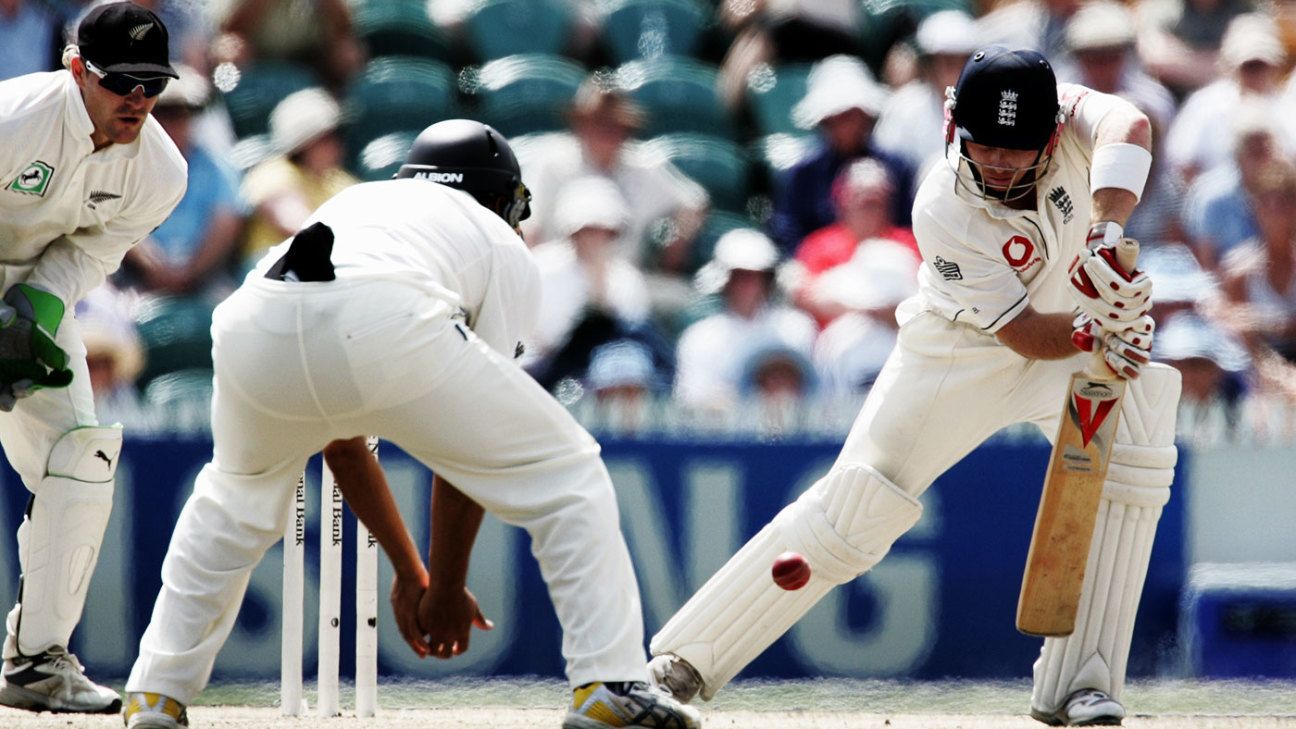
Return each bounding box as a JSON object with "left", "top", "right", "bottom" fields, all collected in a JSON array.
[
  {"left": 94, "top": 450, "right": 113, "bottom": 469},
  {"left": 19, "top": 170, "right": 40, "bottom": 186}
]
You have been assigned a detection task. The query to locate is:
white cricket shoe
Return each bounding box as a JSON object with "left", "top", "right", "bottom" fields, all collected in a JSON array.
[
  {"left": 1031, "top": 688, "right": 1126, "bottom": 726},
  {"left": 123, "top": 692, "right": 188, "bottom": 728},
  {"left": 0, "top": 646, "right": 121, "bottom": 714},
  {"left": 563, "top": 680, "right": 702, "bottom": 729},
  {"left": 647, "top": 653, "right": 703, "bottom": 704}
]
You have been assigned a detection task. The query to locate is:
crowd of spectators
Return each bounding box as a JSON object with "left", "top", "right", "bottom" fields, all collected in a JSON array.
[{"left": 5, "top": 0, "right": 1296, "bottom": 435}]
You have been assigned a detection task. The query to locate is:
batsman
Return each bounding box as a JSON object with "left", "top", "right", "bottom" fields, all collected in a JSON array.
[
  {"left": 650, "top": 46, "right": 1179, "bottom": 727},
  {"left": 0, "top": 2, "right": 186, "bottom": 714}
]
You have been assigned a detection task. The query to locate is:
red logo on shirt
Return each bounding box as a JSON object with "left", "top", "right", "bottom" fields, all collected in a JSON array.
[{"left": 1002, "top": 236, "right": 1038, "bottom": 270}]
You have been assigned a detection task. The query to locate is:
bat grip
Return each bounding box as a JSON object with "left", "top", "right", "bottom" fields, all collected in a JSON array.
[{"left": 1087, "top": 237, "right": 1141, "bottom": 379}]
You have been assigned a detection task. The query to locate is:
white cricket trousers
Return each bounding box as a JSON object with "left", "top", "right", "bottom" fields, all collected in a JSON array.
[
  {"left": 839, "top": 310, "right": 1092, "bottom": 494},
  {"left": 127, "top": 276, "right": 647, "bottom": 704}
]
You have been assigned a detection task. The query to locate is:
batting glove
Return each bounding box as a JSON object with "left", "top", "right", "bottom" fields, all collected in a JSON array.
[
  {"left": 1068, "top": 222, "right": 1152, "bottom": 327},
  {"left": 1072, "top": 312, "right": 1155, "bottom": 379}
]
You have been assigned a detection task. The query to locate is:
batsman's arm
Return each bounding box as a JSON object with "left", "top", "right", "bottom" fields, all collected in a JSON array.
[{"left": 996, "top": 307, "right": 1080, "bottom": 360}]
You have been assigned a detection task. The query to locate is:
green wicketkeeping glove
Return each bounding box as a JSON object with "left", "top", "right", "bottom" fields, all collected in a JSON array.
[{"left": 0, "top": 284, "right": 73, "bottom": 404}]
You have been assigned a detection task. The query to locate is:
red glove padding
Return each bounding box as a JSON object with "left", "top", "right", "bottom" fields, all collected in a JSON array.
[
  {"left": 1072, "top": 313, "right": 1155, "bottom": 379},
  {"left": 1068, "top": 223, "right": 1152, "bottom": 325}
]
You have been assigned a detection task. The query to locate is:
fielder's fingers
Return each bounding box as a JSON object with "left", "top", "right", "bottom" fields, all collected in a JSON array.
[
  {"left": 474, "top": 608, "right": 494, "bottom": 630},
  {"left": 397, "top": 615, "right": 429, "bottom": 657}
]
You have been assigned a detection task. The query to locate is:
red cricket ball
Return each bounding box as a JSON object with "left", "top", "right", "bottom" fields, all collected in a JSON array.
[{"left": 771, "top": 551, "right": 811, "bottom": 591}]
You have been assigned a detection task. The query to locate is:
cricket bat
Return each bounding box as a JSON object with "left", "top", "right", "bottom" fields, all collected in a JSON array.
[{"left": 1017, "top": 238, "right": 1139, "bottom": 637}]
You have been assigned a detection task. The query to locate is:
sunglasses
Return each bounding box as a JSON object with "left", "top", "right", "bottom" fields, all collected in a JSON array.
[{"left": 83, "top": 59, "right": 169, "bottom": 98}]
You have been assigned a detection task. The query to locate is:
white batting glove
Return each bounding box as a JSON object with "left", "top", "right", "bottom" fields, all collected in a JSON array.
[
  {"left": 1068, "top": 222, "right": 1152, "bottom": 327},
  {"left": 1072, "top": 312, "right": 1155, "bottom": 379}
]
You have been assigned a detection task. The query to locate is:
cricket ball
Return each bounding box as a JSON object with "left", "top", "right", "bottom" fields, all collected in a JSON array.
[{"left": 771, "top": 552, "right": 811, "bottom": 591}]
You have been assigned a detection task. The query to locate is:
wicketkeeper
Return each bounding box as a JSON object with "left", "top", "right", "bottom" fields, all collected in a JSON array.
[
  {"left": 649, "top": 46, "right": 1181, "bottom": 727},
  {"left": 0, "top": 1, "right": 185, "bottom": 714}
]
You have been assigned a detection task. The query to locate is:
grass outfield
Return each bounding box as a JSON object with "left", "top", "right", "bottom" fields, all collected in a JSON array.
[{"left": 3, "top": 678, "right": 1294, "bottom": 727}]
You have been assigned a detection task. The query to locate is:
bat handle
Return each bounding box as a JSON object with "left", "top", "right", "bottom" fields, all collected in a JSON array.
[{"left": 1087, "top": 237, "right": 1141, "bottom": 379}]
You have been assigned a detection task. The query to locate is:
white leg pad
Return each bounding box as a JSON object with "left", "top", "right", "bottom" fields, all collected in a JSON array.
[
  {"left": 1032, "top": 364, "right": 1180, "bottom": 715},
  {"left": 651, "top": 464, "right": 921, "bottom": 700},
  {"left": 4, "top": 426, "right": 120, "bottom": 659}
]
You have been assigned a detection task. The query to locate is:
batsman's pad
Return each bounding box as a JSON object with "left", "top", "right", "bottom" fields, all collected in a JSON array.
[
  {"left": 1032, "top": 364, "right": 1179, "bottom": 715},
  {"left": 5, "top": 426, "right": 119, "bottom": 658},
  {"left": 650, "top": 464, "right": 921, "bottom": 700}
]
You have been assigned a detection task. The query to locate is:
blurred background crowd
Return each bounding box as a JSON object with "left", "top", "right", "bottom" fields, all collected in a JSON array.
[{"left": 7, "top": 0, "right": 1296, "bottom": 438}]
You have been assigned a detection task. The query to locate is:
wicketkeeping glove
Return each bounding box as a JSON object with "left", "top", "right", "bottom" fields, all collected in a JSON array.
[
  {"left": 1068, "top": 222, "right": 1152, "bottom": 326},
  {"left": 1072, "top": 312, "right": 1154, "bottom": 379},
  {"left": 0, "top": 284, "right": 73, "bottom": 409}
]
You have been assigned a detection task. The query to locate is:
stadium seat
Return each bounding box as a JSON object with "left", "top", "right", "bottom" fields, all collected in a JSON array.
[
  {"left": 469, "top": 54, "right": 584, "bottom": 137},
  {"left": 637, "top": 133, "right": 751, "bottom": 212},
  {"left": 354, "top": 130, "right": 419, "bottom": 181},
  {"left": 463, "top": 0, "right": 574, "bottom": 62},
  {"left": 353, "top": 0, "right": 450, "bottom": 61},
  {"left": 343, "top": 58, "right": 457, "bottom": 157},
  {"left": 220, "top": 61, "right": 319, "bottom": 139},
  {"left": 134, "top": 296, "right": 215, "bottom": 388},
  {"left": 745, "top": 62, "right": 815, "bottom": 137},
  {"left": 600, "top": 0, "right": 709, "bottom": 63},
  {"left": 616, "top": 57, "right": 733, "bottom": 138},
  {"left": 857, "top": 0, "right": 973, "bottom": 69},
  {"left": 142, "top": 368, "right": 214, "bottom": 431}
]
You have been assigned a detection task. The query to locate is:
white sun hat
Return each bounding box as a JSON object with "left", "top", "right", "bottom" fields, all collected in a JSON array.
[
  {"left": 270, "top": 87, "right": 342, "bottom": 156},
  {"left": 792, "top": 55, "right": 890, "bottom": 129}
]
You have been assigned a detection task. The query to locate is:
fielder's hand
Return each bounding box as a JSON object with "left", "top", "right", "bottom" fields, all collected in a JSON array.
[
  {"left": 1068, "top": 222, "right": 1152, "bottom": 327},
  {"left": 416, "top": 583, "right": 493, "bottom": 660},
  {"left": 0, "top": 284, "right": 73, "bottom": 395},
  {"left": 1072, "top": 312, "right": 1154, "bottom": 379}
]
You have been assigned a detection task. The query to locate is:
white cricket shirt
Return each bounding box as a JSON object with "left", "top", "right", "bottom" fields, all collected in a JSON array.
[
  {"left": 0, "top": 71, "right": 187, "bottom": 305},
  {"left": 251, "top": 179, "right": 541, "bottom": 360},
  {"left": 903, "top": 83, "right": 1133, "bottom": 334}
]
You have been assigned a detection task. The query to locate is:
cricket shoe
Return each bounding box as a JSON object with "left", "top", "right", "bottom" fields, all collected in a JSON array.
[
  {"left": 123, "top": 692, "right": 188, "bottom": 728},
  {"left": 1031, "top": 688, "right": 1125, "bottom": 726},
  {"left": 563, "top": 680, "right": 702, "bottom": 729},
  {"left": 0, "top": 646, "right": 121, "bottom": 713},
  {"left": 647, "top": 653, "right": 703, "bottom": 704}
]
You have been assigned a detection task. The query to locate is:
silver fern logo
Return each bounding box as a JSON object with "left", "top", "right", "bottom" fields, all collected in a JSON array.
[{"left": 128, "top": 22, "right": 153, "bottom": 41}]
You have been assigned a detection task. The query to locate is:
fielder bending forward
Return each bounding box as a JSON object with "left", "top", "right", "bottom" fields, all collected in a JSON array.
[
  {"left": 122, "top": 120, "right": 700, "bottom": 729},
  {"left": 650, "top": 47, "right": 1178, "bottom": 727},
  {"left": 0, "top": 2, "right": 185, "bottom": 714}
]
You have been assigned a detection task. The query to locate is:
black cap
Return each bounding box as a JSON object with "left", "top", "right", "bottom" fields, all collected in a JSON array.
[
  {"left": 396, "top": 119, "right": 523, "bottom": 195},
  {"left": 77, "top": 2, "right": 178, "bottom": 79},
  {"left": 951, "top": 46, "right": 1058, "bottom": 150}
]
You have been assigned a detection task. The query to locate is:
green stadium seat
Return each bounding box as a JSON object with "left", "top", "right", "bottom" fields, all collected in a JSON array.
[
  {"left": 745, "top": 62, "right": 814, "bottom": 137},
  {"left": 638, "top": 133, "right": 751, "bottom": 212},
  {"left": 220, "top": 61, "right": 319, "bottom": 139},
  {"left": 343, "top": 58, "right": 457, "bottom": 157},
  {"left": 616, "top": 57, "right": 732, "bottom": 138},
  {"left": 353, "top": 0, "right": 450, "bottom": 61},
  {"left": 354, "top": 130, "right": 419, "bottom": 181},
  {"left": 142, "top": 368, "right": 214, "bottom": 430},
  {"left": 134, "top": 296, "right": 215, "bottom": 388},
  {"left": 600, "top": 0, "right": 709, "bottom": 63},
  {"left": 469, "top": 54, "right": 584, "bottom": 137},
  {"left": 857, "top": 0, "right": 973, "bottom": 69},
  {"left": 463, "top": 0, "right": 574, "bottom": 61}
]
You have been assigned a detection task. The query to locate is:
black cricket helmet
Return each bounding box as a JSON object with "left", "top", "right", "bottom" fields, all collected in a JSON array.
[
  {"left": 395, "top": 119, "right": 532, "bottom": 226},
  {"left": 943, "top": 46, "right": 1063, "bottom": 201}
]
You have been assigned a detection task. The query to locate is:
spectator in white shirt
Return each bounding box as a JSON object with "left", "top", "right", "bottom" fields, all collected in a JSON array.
[{"left": 675, "top": 229, "right": 815, "bottom": 410}]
